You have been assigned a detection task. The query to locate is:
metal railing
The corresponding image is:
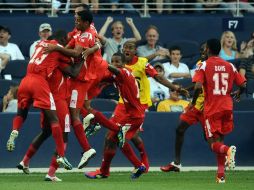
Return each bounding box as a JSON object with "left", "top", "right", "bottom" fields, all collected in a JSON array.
[{"left": 0, "top": 1, "right": 253, "bottom": 17}]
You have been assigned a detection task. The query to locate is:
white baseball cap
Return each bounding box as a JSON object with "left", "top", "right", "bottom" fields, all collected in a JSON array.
[{"left": 39, "top": 23, "right": 52, "bottom": 32}]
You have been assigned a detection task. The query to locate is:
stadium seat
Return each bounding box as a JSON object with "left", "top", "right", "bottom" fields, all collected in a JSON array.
[
  {"left": 0, "top": 79, "right": 19, "bottom": 98},
  {"left": 173, "top": 78, "right": 193, "bottom": 89},
  {"left": 2, "top": 59, "right": 28, "bottom": 82},
  {"left": 91, "top": 98, "right": 117, "bottom": 112},
  {"left": 246, "top": 79, "right": 254, "bottom": 95},
  {"left": 19, "top": 41, "right": 32, "bottom": 58},
  {"left": 233, "top": 98, "right": 254, "bottom": 111},
  {"left": 5, "top": 0, "right": 31, "bottom": 8}
]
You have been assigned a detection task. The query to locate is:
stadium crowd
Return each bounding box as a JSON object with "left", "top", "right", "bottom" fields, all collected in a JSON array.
[{"left": 0, "top": 1, "right": 253, "bottom": 184}]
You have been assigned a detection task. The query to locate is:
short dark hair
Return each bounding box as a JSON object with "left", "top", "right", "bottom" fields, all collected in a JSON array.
[
  {"left": 145, "top": 25, "right": 159, "bottom": 34},
  {"left": 112, "top": 52, "right": 125, "bottom": 63},
  {"left": 0, "top": 25, "right": 11, "bottom": 35},
  {"left": 169, "top": 45, "right": 181, "bottom": 53},
  {"left": 51, "top": 30, "right": 67, "bottom": 40},
  {"left": 77, "top": 10, "right": 93, "bottom": 24},
  {"left": 206, "top": 38, "right": 221, "bottom": 55}
]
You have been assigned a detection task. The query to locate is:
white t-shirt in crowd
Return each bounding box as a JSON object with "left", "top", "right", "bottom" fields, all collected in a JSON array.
[
  {"left": 0, "top": 43, "right": 25, "bottom": 60},
  {"left": 29, "top": 40, "right": 40, "bottom": 58},
  {"left": 148, "top": 77, "right": 169, "bottom": 101},
  {"left": 163, "top": 62, "right": 190, "bottom": 81}
]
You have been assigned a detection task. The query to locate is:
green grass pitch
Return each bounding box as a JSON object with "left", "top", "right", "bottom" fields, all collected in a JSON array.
[{"left": 0, "top": 171, "right": 253, "bottom": 190}]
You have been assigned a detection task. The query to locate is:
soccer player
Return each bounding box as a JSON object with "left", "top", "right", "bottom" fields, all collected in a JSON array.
[
  {"left": 16, "top": 31, "right": 84, "bottom": 181},
  {"left": 160, "top": 43, "right": 207, "bottom": 172},
  {"left": 117, "top": 40, "right": 188, "bottom": 172},
  {"left": 6, "top": 31, "right": 73, "bottom": 171},
  {"left": 44, "top": 10, "right": 106, "bottom": 169},
  {"left": 85, "top": 52, "right": 147, "bottom": 179},
  {"left": 192, "top": 38, "right": 246, "bottom": 183}
]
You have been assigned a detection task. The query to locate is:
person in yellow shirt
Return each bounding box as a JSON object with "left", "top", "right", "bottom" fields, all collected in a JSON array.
[
  {"left": 118, "top": 40, "right": 188, "bottom": 173},
  {"left": 157, "top": 82, "right": 189, "bottom": 112}
]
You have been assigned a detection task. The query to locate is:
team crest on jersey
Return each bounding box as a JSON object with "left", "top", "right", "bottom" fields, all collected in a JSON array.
[
  {"left": 80, "top": 32, "right": 92, "bottom": 41},
  {"left": 196, "top": 61, "right": 206, "bottom": 71}
]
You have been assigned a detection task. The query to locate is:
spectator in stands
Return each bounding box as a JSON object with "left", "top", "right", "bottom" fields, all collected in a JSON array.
[
  {"left": 0, "top": 53, "right": 10, "bottom": 74},
  {"left": 1, "top": 85, "right": 18, "bottom": 113},
  {"left": 71, "top": 0, "right": 99, "bottom": 13},
  {"left": 195, "top": 0, "right": 226, "bottom": 13},
  {"left": 163, "top": 46, "right": 191, "bottom": 81},
  {"left": 98, "top": 16, "right": 141, "bottom": 63},
  {"left": 240, "top": 32, "right": 254, "bottom": 59},
  {"left": 148, "top": 62, "right": 170, "bottom": 110},
  {"left": 223, "top": 0, "right": 254, "bottom": 16},
  {"left": 239, "top": 55, "right": 254, "bottom": 81},
  {"left": 137, "top": 25, "right": 169, "bottom": 62},
  {"left": 0, "top": 26, "right": 24, "bottom": 72},
  {"left": 31, "top": 0, "right": 62, "bottom": 15},
  {"left": 29, "top": 23, "right": 52, "bottom": 57},
  {"left": 157, "top": 82, "right": 189, "bottom": 112},
  {"left": 103, "top": 0, "right": 138, "bottom": 14},
  {"left": 219, "top": 30, "right": 239, "bottom": 61}
]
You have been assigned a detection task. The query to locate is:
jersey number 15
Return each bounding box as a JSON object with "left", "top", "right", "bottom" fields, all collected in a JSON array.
[{"left": 213, "top": 73, "right": 229, "bottom": 95}]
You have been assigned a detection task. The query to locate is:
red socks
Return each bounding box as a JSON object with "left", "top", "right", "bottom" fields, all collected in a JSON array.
[
  {"left": 121, "top": 143, "right": 142, "bottom": 168},
  {"left": 13, "top": 116, "right": 24, "bottom": 131},
  {"left": 22, "top": 144, "right": 37, "bottom": 166},
  {"left": 51, "top": 123, "right": 65, "bottom": 157},
  {"left": 48, "top": 143, "right": 67, "bottom": 177},
  {"left": 80, "top": 108, "right": 89, "bottom": 118},
  {"left": 100, "top": 149, "right": 116, "bottom": 176},
  {"left": 135, "top": 141, "right": 149, "bottom": 169},
  {"left": 211, "top": 142, "right": 229, "bottom": 155},
  {"left": 92, "top": 110, "right": 119, "bottom": 132},
  {"left": 217, "top": 153, "right": 225, "bottom": 177},
  {"left": 72, "top": 120, "right": 91, "bottom": 151}
]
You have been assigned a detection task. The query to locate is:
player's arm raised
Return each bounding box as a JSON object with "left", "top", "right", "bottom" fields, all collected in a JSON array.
[
  {"left": 154, "top": 74, "right": 189, "bottom": 97},
  {"left": 108, "top": 65, "right": 120, "bottom": 75},
  {"left": 44, "top": 44, "right": 84, "bottom": 58}
]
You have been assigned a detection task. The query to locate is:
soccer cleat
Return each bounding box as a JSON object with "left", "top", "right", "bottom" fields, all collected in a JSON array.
[
  {"left": 225, "top": 146, "right": 236, "bottom": 170},
  {"left": 141, "top": 154, "right": 150, "bottom": 173},
  {"left": 16, "top": 161, "right": 30, "bottom": 174},
  {"left": 56, "top": 156, "right": 72, "bottom": 170},
  {"left": 83, "top": 114, "right": 101, "bottom": 137},
  {"left": 117, "top": 125, "right": 131, "bottom": 148},
  {"left": 85, "top": 169, "right": 108, "bottom": 179},
  {"left": 131, "top": 164, "right": 146, "bottom": 179},
  {"left": 78, "top": 148, "right": 96, "bottom": 169},
  {"left": 45, "top": 174, "right": 62, "bottom": 182},
  {"left": 7, "top": 130, "right": 19, "bottom": 152},
  {"left": 160, "top": 162, "right": 181, "bottom": 172},
  {"left": 216, "top": 176, "right": 226, "bottom": 184},
  {"left": 83, "top": 113, "right": 95, "bottom": 131}
]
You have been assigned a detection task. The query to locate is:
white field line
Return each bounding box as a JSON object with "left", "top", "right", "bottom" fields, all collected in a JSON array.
[{"left": 0, "top": 166, "right": 254, "bottom": 173}]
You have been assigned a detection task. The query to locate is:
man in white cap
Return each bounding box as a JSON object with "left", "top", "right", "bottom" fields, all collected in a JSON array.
[{"left": 29, "top": 23, "right": 52, "bottom": 57}]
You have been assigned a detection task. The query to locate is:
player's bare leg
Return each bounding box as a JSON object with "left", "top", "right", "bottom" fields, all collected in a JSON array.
[
  {"left": 17, "top": 126, "right": 52, "bottom": 174},
  {"left": 160, "top": 120, "right": 190, "bottom": 172}
]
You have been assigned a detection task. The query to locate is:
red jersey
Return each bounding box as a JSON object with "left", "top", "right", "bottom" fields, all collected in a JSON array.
[
  {"left": 27, "top": 40, "right": 71, "bottom": 79},
  {"left": 67, "top": 23, "right": 98, "bottom": 50},
  {"left": 193, "top": 56, "right": 246, "bottom": 116},
  {"left": 75, "top": 26, "right": 103, "bottom": 81},
  {"left": 112, "top": 68, "right": 144, "bottom": 119},
  {"left": 47, "top": 63, "right": 70, "bottom": 101}
]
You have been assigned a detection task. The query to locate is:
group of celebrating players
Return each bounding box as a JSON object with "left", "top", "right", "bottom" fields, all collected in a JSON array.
[{"left": 5, "top": 4, "right": 246, "bottom": 183}]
